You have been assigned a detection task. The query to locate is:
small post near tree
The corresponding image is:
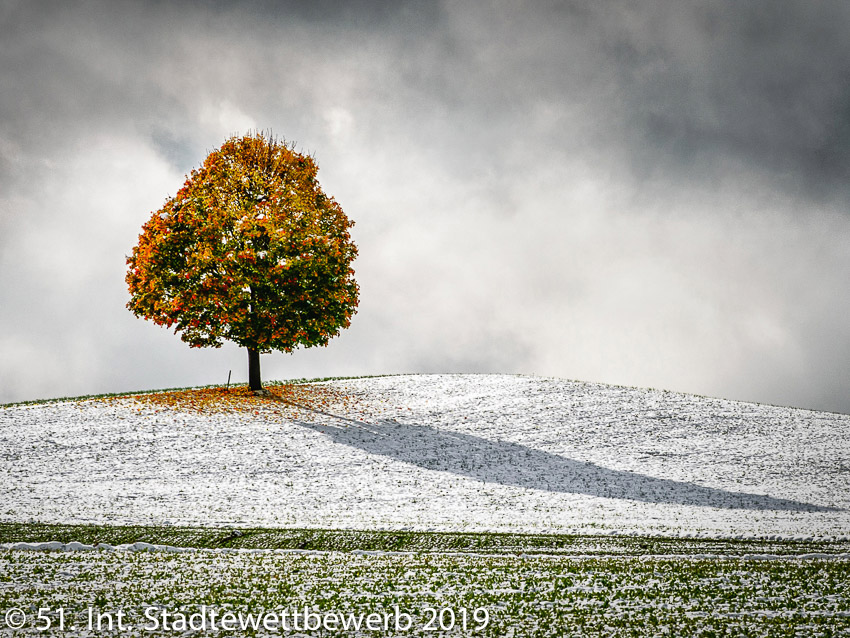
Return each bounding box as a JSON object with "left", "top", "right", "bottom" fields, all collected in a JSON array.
[{"left": 126, "top": 131, "right": 359, "bottom": 392}]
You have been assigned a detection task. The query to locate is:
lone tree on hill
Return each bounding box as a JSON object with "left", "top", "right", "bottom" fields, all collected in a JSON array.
[{"left": 126, "top": 131, "right": 359, "bottom": 392}]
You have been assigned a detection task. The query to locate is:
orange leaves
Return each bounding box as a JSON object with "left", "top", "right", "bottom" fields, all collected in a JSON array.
[{"left": 122, "top": 383, "right": 358, "bottom": 420}]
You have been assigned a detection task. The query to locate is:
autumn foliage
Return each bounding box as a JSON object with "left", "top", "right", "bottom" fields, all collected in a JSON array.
[
  {"left": 126, "top": 383, "right": 358, "bottom": 419},
  {"left": 126, "top": 132, "right": 359, "bottom": 390}
]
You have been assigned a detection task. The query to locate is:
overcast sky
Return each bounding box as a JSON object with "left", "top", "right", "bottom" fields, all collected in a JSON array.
[{"left": 1, "top": 0, "right": 849, "bottom": 413}]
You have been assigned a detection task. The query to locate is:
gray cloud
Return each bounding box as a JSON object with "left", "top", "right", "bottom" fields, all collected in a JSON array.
[
  {"left": 613, "top": 2, "right": 850, "bottom": 200},
  {"left": 1, "top": 1, "right": 849, "bottom": 413}
]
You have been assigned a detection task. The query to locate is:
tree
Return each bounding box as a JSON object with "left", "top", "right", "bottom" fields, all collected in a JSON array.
[{"left": 126, "top": 131, "right": 359, "bottom": 392}]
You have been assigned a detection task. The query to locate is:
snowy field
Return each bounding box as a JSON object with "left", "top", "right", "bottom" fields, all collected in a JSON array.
[
  {"left": 1, "top": 374, "right": 848, "bottom": 539},
  {"left": 2, "top": 546, "right": 848, "bottom": 637}
]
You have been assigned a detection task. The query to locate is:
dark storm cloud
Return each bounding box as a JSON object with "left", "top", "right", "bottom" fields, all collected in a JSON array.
[
  {"left": 437, "top": 1, "right": 850, "bottom": 206},
  {"left": 598, "top": 2, "right": 850, "bottom": 202},
  {"left": 1, "top": 1, "right": 849, "bottom": 413},
  {"left": 230, "top": 0, "right": 441, "bottom": 28},
  {"left": 6, "top": 0, "right": 845, "bottom": 198}
]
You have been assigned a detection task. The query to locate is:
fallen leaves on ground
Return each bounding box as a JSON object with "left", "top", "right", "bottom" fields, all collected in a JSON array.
[{"left": 106, "top": 383, "right": 361, "bottom": 420}]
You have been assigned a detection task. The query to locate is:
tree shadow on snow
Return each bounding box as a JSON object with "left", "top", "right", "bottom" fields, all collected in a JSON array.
[{"left": 291, "top": 412, "right": 838, "bottom": 512}]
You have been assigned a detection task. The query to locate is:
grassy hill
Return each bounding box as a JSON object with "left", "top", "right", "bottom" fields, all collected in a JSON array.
[
  {"left": 2, "top": 374, "right": 849, "bottom": 636},
  {"left": 1, "top": 374, "right": 847, "bottom": 539}
]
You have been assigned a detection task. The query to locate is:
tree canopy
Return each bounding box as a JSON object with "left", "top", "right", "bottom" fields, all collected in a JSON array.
[{"left": 126, "top": 132, "right": 359, "bottom": 390}]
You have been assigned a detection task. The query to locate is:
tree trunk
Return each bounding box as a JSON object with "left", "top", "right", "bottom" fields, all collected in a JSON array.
[{"left": 248, "top": 347, "right": 262, "bottom": 391}]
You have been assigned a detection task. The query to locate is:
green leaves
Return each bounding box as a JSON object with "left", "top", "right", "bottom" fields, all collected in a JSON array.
[{"left": 127, "top": 131, "right": 359, "bottom": 354}]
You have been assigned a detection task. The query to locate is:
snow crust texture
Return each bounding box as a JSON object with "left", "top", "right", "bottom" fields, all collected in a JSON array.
[{"left": 2, "top": 374, "right": 848, "bottom": 539}]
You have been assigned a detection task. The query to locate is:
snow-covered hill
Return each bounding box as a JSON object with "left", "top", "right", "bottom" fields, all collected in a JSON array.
[{"left": 2, "top": 374, "right": 848, "bottom": 539}]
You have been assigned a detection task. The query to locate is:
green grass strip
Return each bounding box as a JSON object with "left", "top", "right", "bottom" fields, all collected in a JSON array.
[{"left": 1, "top": 522, "right": 847, "bottom": 556}]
